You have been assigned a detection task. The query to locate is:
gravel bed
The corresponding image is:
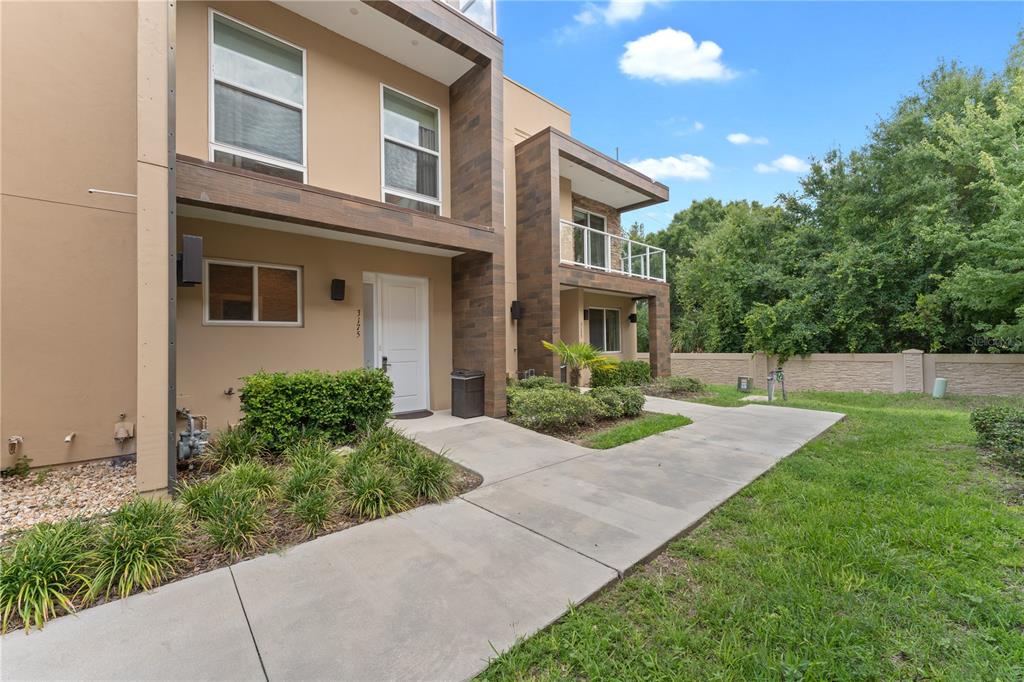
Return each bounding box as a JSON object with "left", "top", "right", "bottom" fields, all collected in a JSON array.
[{"left": 0, "top": 461, "right": 136, "bottom": 542}]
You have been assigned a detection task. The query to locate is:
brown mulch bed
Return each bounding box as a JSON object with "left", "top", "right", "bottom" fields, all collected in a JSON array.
[{"left": 510, "top": 413, "right": 650, "bottom": 446}]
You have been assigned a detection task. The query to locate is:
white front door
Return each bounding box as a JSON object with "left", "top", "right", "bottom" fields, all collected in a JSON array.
[{"left": 369, "top": 273, "right": 429, "bottom": 414}]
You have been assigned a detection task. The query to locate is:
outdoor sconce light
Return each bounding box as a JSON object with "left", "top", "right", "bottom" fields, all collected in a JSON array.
[
  {"left": 628, "top": 313, "right": 638, "bottom": 323},
  {"left": 510, "top": 300, "right": 524, "bottom": 320},
  {"left": 583, "top": 309, "right": 590, "bottom": 321},
  {"left": 177, "top": 235, "right": 203, "bottom": 287},
  {"left": 330, "top": 279, "right": 346, "bottom": 301}
]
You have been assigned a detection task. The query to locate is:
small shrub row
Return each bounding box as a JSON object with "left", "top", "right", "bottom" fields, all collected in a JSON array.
[
  {"left": 590, "top": 360, "right": 652, "bottom": 388},
  {"left": 508, "top": 385, "right": 602, "bottom": 432},
  {"left": 1, "top": 498, "right": 184, "bottom": 632},
  {"left": 1, "top": 422, "right": 462, "bottom": 633},
  {"left": 970, "top": 405, "right": 1024, "bottom": 472},
  {"left": 643, "top": 375, "right": 707, "bottom": 398},
  {"left": 240, "top": 368, "right": 393, "bottom": 449},
  {"left": 589, "top": 386, "right": 645, "bottom": 419},
  {"left": 514, "top": 375, "right": 572, "bottom": 391}
]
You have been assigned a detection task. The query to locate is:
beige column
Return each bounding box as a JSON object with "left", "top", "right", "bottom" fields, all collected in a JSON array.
[
  {"left": 622, "top": 300, "right": 638, "bottom": 360},
  {"left": 647, "top": 293, "right": 671, "bottom": 378},
  {"left": 902, "top": 349, "right": 924, "bottom": 393},
  {"left": 136, "top": 0, "right": 175, "bottom": 494}
]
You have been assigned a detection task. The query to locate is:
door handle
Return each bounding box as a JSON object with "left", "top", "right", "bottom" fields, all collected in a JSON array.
[{"left": 381, "top": 356, "right": 389, "bottom": 372}]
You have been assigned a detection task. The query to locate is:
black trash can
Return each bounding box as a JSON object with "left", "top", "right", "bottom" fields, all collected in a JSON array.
[{"left": 451, "top": 369, "right": 485, "bottom": 418}]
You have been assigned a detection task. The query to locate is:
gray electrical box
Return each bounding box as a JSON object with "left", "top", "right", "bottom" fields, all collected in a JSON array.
[{"left": 451, "top": 369, "right": 485, "bottom": 418}]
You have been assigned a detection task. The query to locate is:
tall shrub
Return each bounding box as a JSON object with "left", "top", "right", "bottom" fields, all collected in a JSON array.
[
  {"left": 240, "top": 369, "right": 393, "bottom": 448},
  {"left": 591, "top": 360, "right": 651, "bottom": 387}
]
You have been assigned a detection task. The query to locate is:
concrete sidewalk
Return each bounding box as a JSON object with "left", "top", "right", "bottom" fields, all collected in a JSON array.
[{"left": 2, "top": 398, "right": 843, "bottom": 681}]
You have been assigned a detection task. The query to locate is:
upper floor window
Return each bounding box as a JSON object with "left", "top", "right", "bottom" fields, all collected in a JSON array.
[
  {"left": 210, "top": 12, "right": 306, "bottom": 183},
  {"left": 573, "top": 207, "right": 607, "bottom": 268},
  {"left": 381, "top": 86, "right": 441, "bottom": 215}
]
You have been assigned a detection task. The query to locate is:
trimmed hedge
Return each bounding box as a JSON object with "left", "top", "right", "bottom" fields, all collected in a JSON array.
[
  {"left": 507, "top": 386, "right": 601, "bottom": 432},
  {"left": 970, "top": 405, "right": 1024, "bottom": 472},
  {"left": 589, "top": 386, "right": 645, "bottom": 418},
  {"left": 515, "top": 375, "right": 570, "bottom": 391},
  {"left": 590, "top": 360, "right": 652, "bottom": 388},
  {"left": 240, "top": 369, "right": 393, "bottom": 448}
]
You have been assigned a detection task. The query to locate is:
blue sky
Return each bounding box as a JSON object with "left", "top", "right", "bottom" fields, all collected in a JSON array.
[{"left": 498, "top": 1, "right": 1024, "bottom": 232}]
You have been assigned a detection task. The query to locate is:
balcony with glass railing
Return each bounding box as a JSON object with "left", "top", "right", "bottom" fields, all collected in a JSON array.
[
  {"left": 442, "top": 0, "right": 496, "bottom": 33},
  {"left": 559, "top": 220, "right": 667, "bottom": 282}
]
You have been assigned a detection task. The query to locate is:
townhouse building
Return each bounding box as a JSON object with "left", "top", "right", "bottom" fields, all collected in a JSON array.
[{"left": 1, "top": 0, "right": 670, "bottom": 494}]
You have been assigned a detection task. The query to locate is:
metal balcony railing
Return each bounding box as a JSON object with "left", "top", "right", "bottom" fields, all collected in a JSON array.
[
  {"left": 559, "top": 220, "right": 667, "bottom": 282},
  {"left": 441, "top": 0, "right": 496, "bottom": 33}
]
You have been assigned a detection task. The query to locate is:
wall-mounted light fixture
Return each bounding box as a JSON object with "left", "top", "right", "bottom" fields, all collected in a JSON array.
[
  {"left": 582, "top": 309, "right": 590, "bottom": 321},
  {"left": 510, "top": 300, "right": 523, "bottom": 320},
  {"left": 177, "top": 235, "right": 203, "bottom": 287},
  {"left": 628, "top": 313, "right": 638, "bottom": 323},
  {"left": 331, "top": 279, "right": 346, "bottom": 301}
]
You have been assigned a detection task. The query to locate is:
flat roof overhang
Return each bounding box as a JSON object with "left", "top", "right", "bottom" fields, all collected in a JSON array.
[
  {"left": 175, "top": 156, "right": 499, "bottom": 255},
  {"left": 517, "top": 127, "right": 669, "bottom": 212},
  {"left": 273, "top": 0, "right": 501, "bottom": 86},
  {"left": 558, "top": 262, "right": 669, "bottom": 298}
]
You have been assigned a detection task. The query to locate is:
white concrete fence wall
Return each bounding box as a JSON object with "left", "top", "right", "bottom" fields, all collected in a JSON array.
[{"left": 636, "top": 350, "right": 1024, "bottom": 396}]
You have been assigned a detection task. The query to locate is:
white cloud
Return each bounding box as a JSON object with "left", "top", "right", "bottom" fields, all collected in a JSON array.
[
  {"left": 620, "top": 28, "right": 737, "bottom": 83},
  {"left": 603, "top": 0, "right": 650, "bottom": 25},
  {"left": 573, "top": 0, "right": 656, "bottom": 27},
  {"left": 727, "top": 132, "right": 768, "bottom": 145},
  {"left": 692, "top": 121, "right": 705, "bottom": 132},
  {"left": 754, "top": 154, "right": 810, "bottom": 174},
  {"left": 573, "top": 8, "right": 598, "bottom": 25},
  {"left": 628, "top": 154, "right": 713, "bottom": 181}
]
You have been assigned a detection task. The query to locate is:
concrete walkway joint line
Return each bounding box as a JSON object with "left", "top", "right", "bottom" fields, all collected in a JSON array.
[
  {"left": 229, "top": 565, "right": 270, "bottom": 682},
  {"left": 2, "top": 398, "right": 843, "bottom": 682}
]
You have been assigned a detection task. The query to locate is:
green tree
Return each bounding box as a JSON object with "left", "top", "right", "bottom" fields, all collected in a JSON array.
[{"left": 645, "top": 32, "right": 1023, "bottom": 354}]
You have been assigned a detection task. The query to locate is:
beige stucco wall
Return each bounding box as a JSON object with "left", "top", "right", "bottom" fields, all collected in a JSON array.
[
  {"left": 1, "top": 1, "right": 139, "bottom": 470},
  {"left": 582, "top": 292, "right": 637, "bottom": 360},
  {"left": 638, "top": 351, "right": 1024, "bottom": 396},
  {"left": 926, "top": 355, "right": 1024, "bottom": 396},
  {"left": 503, "top": 78, "right": 571, "bottom": 376},
  {"left": 176, "top": 0, "right": 452, "bottom": 216},
  {"left": 176, "top": 218, "right": 454, "bottom": 430}
]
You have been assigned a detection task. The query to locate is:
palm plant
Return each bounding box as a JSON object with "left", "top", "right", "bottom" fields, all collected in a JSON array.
[{"left": 541, "top": 340, "right": 616, "bottom": 388}]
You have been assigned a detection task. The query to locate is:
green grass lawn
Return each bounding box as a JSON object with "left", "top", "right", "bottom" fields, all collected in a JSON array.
[
  {"left": 584, "top": 413, "right": 692, "bottom": 449},
  {"left": 480, "top": 390, "right": 1024, "bottom": 681}
]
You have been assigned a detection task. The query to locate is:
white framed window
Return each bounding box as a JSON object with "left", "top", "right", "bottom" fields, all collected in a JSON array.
[
  {"left": 209, "top": 10, "right": 307, "bottom": 183},
  {"left": 588, "top": 307, "right": 621, "bottom": 353},
  {"left": 203, "top": 258, "right": 303, "bottom": 327},
  {"left": 381, "top": 85, "right": 442, "bottom": 215},
  {"left": 573, "top": 207, "right": 608, "bottom": 269}
]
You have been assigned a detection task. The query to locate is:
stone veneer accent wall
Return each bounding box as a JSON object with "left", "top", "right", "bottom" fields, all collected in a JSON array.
[
  {"left": 449, "top": 61, "right": 507, "bottom": 416},
  {"left": 570, "top": 193, "right": 621, "bottom": 236},
  {"left": 514, "top": 132, "right": 561, "bottom": 377}
]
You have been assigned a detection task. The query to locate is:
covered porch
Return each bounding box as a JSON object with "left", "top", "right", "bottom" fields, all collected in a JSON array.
[
  {"left": 514, "top": 127, "right": 671, "bottom": 379},
  {"left": 170, "top": 156, "right": 507, "bottom": 451}
]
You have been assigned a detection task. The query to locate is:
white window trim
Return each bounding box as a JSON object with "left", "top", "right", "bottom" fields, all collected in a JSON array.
[
  {"left": 589, "top": 306, "right": 622, "bottom": 353},
  {"left": 380, "top": 83, "right": 443, "bottom": 214},
  {"left": 208, "top": 9, "right": 308, "bottom": 182},
  {"left": 203, "top": 258, "right": 304, "bottom": 327}
]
